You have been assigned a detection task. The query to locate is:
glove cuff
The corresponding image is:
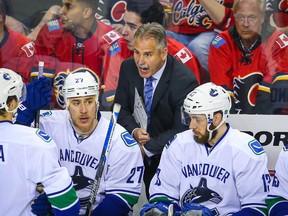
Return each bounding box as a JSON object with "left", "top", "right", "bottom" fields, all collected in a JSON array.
[{"left": 16, "top": 102, "right": 36, "bottom": 126}]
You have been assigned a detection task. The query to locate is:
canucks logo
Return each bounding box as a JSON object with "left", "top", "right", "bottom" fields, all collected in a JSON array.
[
  {"left": 182, "top": 178, "right": 223, "bottom": 205},
  {"left": 210, "top": 88, "right": 218, "bottom": 97},
  {"left": 283, "top": 144, "right": 288, "bottom": 152},
  {"left": 36, "top": 129, "right": 52, "bottom": 142},
  {"left": 248, "top": 140, "right": 265, "bottom": 155},
  {"left": 121, "top": 131, "right": 137, "bottom": 147},
  {"left": 40, "top": 110, "right": 52, "bottom": 117},
  {"left": 3, "top": 73, "right": 11, "bottom": 80}
]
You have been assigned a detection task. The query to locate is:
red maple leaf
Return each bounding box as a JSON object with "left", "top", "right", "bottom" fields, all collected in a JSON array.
[{"left": 180, "top": 52, "right": 187, "bottom": 59}]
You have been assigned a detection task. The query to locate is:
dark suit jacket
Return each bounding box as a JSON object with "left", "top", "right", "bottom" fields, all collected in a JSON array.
[{"left": 114, "top": 54, "right": 199, "bottom": 155}]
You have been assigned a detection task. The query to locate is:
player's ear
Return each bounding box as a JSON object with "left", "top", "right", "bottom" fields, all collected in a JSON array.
[
  {"left": 7, "top": 98, "right": 18, "bottom": 112},
  {"left": 83, "top": 7, "right": 93, "bottom": 19},
  {"left": 213, "top": 112, "right": 223, "bottom": 126}
]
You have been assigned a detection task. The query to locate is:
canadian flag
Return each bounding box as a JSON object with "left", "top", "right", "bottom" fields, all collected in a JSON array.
[
  {"left": 174, "top": 47, "right": 192, "bottom": 64},
  {"left": 102, "top": 30, "right": 122, "bottom": 44},
  {"left": 276, "top": 33, "right": 288, "bottom": 48}
]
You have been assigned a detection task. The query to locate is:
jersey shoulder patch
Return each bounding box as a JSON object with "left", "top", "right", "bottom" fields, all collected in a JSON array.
[
  {"left": 109, "top": 41, "right": 121, "bottom": 56},
  {"left": 121, "top": 131, "right": 138, "bottom": 147},
  {"left": 102, "top": 30, "right": 122, "bottom": 45},
  {"left": 165, "top": 135, "right": 177, "bottom": 149},
  {"left": 36, "top": 129, "right": 52, "bottom": 142},
  {"left": 40, "top": 110, "right": 52, "bottom": 117},
  {"left": 275, "top": 33, "right": 288, "bottom": 48},
  {"left": 47, "top": 19, "right": 61, "bottom": 32},
  {"left": 211, "top": 35, "right": 226, "bottom": 48},
  {"left": 248, "top": 139, "right": 265, "bottom": 155},
  {"left": 174, "top": 47, "right": 193, "bottom": 64}
]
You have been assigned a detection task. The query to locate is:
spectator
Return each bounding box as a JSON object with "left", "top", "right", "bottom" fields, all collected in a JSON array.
[
  {"left": 209, "top": 0, "right": 288, "bottom": 114},
  {"left": 0, "top": 68, "right": 80, "bottom": 216},
  {"left": 101, "top": 0, "right": 206, "bottom": 109},
  {"left": 141, "top": 82, "right": 269, "bottom": 215},
  {"left": 114, "top": 22, "right": 198, "bottom": 198},
  {"left": 163, "top": 0, "right": 234, "bottom": 70},
  {"left": 4, "top": 0, "right": 62, "bottom": 41},
  {"left": 31, "top": 0, "right": 129, "bottom": 109},
  {"left": 266, "top": 144, "right": 288, "bottom": 215},
  {"left": 17, "top": 68, "right": 144, "bottom": 215},
  {"left": 122, "top": 0, "right": 203, "bottom": 83},
  {"left": 0, "top": 0, "right": 35, "bottom": 84}
]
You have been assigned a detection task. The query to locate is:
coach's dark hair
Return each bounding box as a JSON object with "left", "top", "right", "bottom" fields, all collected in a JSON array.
[
  {"left": 134, "top": 22, "right": 167, "bottom": 50},
  {"left": 126, "top": 0, "right": 165, "bottom": 25},
  {"left": 0, "top": 0, "right": 6, "bottom": 23}
]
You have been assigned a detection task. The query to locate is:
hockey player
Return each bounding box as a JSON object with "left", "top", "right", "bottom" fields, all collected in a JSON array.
[
  {"left": 140, "top": 82, "right": 269, "bottom": 215},
  {"left": 0, "top": 68, "right": 80, "bottom": 216},
  {"left": 209, "top": 0, "right": 288, "bottom": 114},
  {"left": 27, "top": 68, "right": 144, "bottom": 215},
  {"left": 266, "top": 144, "right": 288, "bottom": 215},
  {"left": 31, "top": 0, "right": 129, "bottom": 109}
]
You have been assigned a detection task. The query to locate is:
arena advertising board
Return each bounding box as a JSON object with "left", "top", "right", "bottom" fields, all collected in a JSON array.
[{"left": 227, "top": 114, "right": 288, "bottom": 171}]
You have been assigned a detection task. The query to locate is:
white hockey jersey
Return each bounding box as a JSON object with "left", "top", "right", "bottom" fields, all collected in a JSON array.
[
  {"left": 267, "top": 145, "right": 288, "bottom": 210},
  {"left": 149, "top": 124, "right": 269, "bottom": 215},
  {"left": 0, "top": 121, "right": 75, "bottom": 216},
  {"left": 39, "top": 110, "right": 143, "bottom": 214}
]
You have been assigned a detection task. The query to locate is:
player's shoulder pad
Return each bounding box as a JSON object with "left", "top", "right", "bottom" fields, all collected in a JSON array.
[
  {"left": 40, "top": 110, "right": 53, "bottom": 118},
  {"left": 36, "top": 129, "right": 52, "bottom": 143},
  {"left": 47, "top": 19, "right": 61, "bottom": 32},
  {"left": 275, "top": 33, "right": 288, "bottom": 49},
  {"left": 102, "top": 30, "right": 123, "bottom": 45},
  {"left": 247, "top": 139, "right": 265, "bottom": 155},
  {"left": 211, "top": 35, "right": 226, "bottom": 48},
  {"left": 164, "top": 135, "right": 177, "bottom": 149},
  {"left": 121, "top": 131, "right": 138, "bottom": 147}
]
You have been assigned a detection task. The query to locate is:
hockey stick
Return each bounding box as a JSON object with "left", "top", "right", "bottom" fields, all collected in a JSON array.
[
  {"left": 34, "top": 61, "right": 44, "bottom": 128},
  {"left": 168, "top": 204, "right": 174, "bottom": 216},
  {"left": 85, "top": 103, "right": 121, "bottom": 216}
]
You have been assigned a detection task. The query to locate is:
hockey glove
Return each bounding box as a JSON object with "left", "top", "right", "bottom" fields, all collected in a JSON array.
[
  {"left": 140, "top": 202, "right": 181, "bottom": 216},
  {"left": 31, "top": 192, "right": 53, "bottom": 216},
  {"left": 16, "top": 77, "right": 52, "bottom": 126},
  {"left": 178, "top": 202, "right": 213, "bottom": 216},
  {"left": 26, "top": 77, "right": 52, "bottom": 112}
]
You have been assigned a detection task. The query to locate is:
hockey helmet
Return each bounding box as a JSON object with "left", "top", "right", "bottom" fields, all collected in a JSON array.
[
  {"left": 0, "top": 68, "right": 26, "bottom": 113},
  {"left": 62, "top": 68, "right": 100, "bottom": 108},
  {"left": 182, "top": 82, "right": 231, "bottom": 129}
]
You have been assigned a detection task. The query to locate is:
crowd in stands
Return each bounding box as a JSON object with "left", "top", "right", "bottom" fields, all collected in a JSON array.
[{"left": 1, "top": 0, "right": 288, "bottom": 215}]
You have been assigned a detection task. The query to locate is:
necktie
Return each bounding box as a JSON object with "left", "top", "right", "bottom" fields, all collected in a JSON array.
[{"left": 144, "top": 76, "right": 155, "bottom": 122}]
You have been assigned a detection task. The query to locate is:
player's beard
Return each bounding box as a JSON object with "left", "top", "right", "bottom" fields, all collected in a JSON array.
[{"left": 194, "top": 124, "right": 217, "bottom": 144}]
